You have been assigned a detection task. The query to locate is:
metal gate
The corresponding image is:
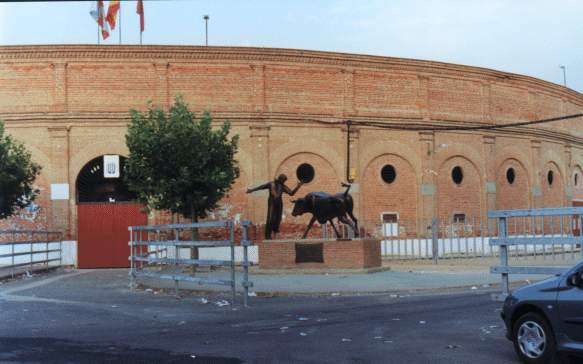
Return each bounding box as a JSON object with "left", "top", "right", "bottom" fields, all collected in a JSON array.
[{"left": 78, "top": 203, "right": 147, "bottom": 268}]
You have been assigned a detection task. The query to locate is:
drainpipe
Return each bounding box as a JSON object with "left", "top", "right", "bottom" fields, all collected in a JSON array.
[{"left": 346, "top": 120, "right": 351, "bottom": 182}]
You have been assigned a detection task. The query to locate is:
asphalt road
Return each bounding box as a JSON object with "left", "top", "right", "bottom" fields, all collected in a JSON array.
[{"left": 0, "top": 270, "right": 520, "bottom": 364}]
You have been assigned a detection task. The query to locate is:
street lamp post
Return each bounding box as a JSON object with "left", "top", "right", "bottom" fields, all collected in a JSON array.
[
  {"left": 203, "top": 15, "right": 209, "bottom": 46},
  {"left": 560, "top": 65, "right": 567, "bottom": 87}
]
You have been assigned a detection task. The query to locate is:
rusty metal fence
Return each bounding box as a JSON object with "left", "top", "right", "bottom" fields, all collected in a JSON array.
[
  {"left": 0, "top": 230, "right": 63, "bottom": 278},
  {"left": 129, "top": 220, "right": 254, "bottom": 306}
]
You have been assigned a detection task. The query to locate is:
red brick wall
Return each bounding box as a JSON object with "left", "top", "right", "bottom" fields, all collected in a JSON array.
[
  {"left": 353, "top": 72, "right": 420, "bottom": 118},
  {"left": 496, "top": 159, "right": 530, "bottom": 210},
  {"left": 437, "top": 156, "right": 482, "bottom": 220},
  {"left": 0, "top": 45, "right": 581, "bottom": 239},
  {"left": 0, "top": 63, "right": 53, "bottom": 113},
  {"left": 361, "top": 154, "right": 417, "bottom": 234},
  {"left": 168, "top": 65, "right": 256, "bottom": 113},
  {"left": 67, "top": 63, "right": 157, "bottom": 112},
  {"left": 542, "top": 162, "right": 564, "bottom": 208},
  {"left": 259, "top": 238, "right": 381, "bottom": 270},
  {"left": 265, "top": 66, "right": 344, "bottom": 115},
  {"left": 429, "top": 77, "right": 482, "bottom": 122}
]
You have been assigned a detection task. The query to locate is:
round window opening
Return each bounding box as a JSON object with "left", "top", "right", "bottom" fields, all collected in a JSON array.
[
  {"left": 381, "top": 164, "right": 397, "bottom": 184},
  {"left": 296, "top": 163, "right": 315, "bottom": 183},
  {"left": 506, "top": 168, "right": 516, "bottom": 185},
  {"left": 547, "top": 170, "right": 554, "bottom": 186},
  {"left": 452, "top": 166, "right": 464, "bottom": 185}
]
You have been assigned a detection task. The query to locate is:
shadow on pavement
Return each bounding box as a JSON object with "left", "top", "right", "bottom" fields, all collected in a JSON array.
[{"left": 0, "top": 337, "right": 243, "bottom": 364}]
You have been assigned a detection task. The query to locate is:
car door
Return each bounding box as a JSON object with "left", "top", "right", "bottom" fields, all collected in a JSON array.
[{"left": 557, "top": 266, "right": 583, "bottom": 344}]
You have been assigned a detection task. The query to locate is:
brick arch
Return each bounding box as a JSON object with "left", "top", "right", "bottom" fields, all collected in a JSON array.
[
  {"left": 435, "top": 143, "right": 485, "bottom": 183},
  {"left": 271, "top": 141, "right": 344, "bottom": 183},
  {"left": 216, "top": 168, "right": 250, "bottom": 220},
  {"left": 362, "top": 154, "right": 418, "bottom": 234},
  {"left": 16, "top": 143, "right": 52, "bottom": 225},
  {"left": 275, "top": 152, "right": 342, "bottom": 226},
  {"left": 496, "top": 158, "right": 530, "bottom": 210},
  {"left": 573, "top": 164, "right": 583, "bottom": 201},
  {"left": 214, "top": 148, "right": 253, "bottom": 220},
  {"left": 541, "top": 149, "right": 566, "bottom": 186},
  {"left": 15, "top": 143, "right": 51, "bottom": 176},
  {"left": 359, "top": 141, "right": 422, "bottom": 185},
  {"left": 0, "top": 173, "right": 50, "bottom": 231},
  {"left": 69, "top": 140, "right": 129, "bottom": 192},
  {"left": 495, "top": 145, "right": 532, "bottom": 189},
  {"left": 69, "top": 142, "right": 129, "bottom": 237},
  {"left": 542, "top": 161, "right": 564, "bottom": 207},
  {"left": 437, "top": 155, "right": 483, "bottom": 220}
]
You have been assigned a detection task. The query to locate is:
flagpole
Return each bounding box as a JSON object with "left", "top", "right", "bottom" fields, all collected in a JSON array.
[
  {"left": 97, "top": 23, "right": 100, "bottom": 45},
  {"left": 119, "top": 2, "right": 122, "bottom": 45}
]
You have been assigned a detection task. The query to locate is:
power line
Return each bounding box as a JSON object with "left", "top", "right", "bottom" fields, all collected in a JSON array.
[{"left": 304, "top": 113, "right": 583, "bottom": 132}]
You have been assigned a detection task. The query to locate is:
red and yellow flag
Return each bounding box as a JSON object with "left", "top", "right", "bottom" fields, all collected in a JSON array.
[{"left": 106, "top": 0, "right": 120, "bottom": 30}]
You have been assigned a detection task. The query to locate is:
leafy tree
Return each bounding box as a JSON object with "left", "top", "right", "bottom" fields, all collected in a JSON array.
[
  {"left": 0, "top": 120, "right": 41, "bottom": 219},
  {"left": 124, "top": 96, "right": 240, "bottom": 224}
]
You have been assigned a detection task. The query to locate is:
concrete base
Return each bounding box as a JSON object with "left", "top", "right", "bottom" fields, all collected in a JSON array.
[{"left": 259, "top": 238, "right": 381, "bottom": 271}]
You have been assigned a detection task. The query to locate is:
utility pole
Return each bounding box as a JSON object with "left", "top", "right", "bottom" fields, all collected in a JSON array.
[
  {"left": 203, "top": 15, "right": 209, "bottom": 46},
  {"left": 560, "top": 65, "right": 567, "bottom": 87}
]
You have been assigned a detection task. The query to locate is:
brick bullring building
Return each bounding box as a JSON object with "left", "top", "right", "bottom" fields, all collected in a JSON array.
[{"left": 2, "top": 45, "right": 583, "bottom": 266}]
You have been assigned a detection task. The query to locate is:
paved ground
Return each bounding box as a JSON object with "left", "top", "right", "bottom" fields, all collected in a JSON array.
[
  {"left": 0, "top": 269, "right": 527, "bottom": 364},
  {"left": 140, "top": 259, "right": 555, "bottom": 294}
]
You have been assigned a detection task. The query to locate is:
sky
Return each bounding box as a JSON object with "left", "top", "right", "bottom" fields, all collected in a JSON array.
[{"left": 0, "top": 0, "right": 582, "bottom": 92}]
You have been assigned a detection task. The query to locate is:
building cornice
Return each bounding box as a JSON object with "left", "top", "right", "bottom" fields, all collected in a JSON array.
[{"left": 3, "top": 111, "right": 583, "bottom": 146}]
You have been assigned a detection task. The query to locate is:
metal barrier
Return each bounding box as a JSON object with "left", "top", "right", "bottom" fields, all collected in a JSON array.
[
  {"left": 0, "top": 230, "right": 63, "bottom": 278},
  {"left": 362, "top": 217, "right": 500, "bottom": 261},
  {"left": 361, "top": 214, "right": 583, "bottom": 262},
  {"left": 489, "top": 207, "right": 583, "bottom": 301},
  {"left": 129, "top": 220, "right": 254, "bottom": 306}
]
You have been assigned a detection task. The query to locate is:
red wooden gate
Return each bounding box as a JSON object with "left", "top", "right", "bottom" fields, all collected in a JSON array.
[{"left": 77, "top": 203, "right": 147, "bottom": 268}]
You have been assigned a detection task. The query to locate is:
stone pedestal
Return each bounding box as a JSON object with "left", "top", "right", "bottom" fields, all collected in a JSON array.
[{"left": 259, "top": 238, "right": 381, "bottom": 271}]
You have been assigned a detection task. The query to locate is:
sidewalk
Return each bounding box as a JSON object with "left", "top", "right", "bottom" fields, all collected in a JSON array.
[{"left": 136, "top": 257, "right": 570, "bottom": 295}]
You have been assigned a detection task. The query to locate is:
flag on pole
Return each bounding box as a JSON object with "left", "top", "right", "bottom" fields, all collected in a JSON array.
[
  {"left": 136, "top": 0, "right": 145, "bottom": 33},
  {"left": 106, "top": 0, "right": 121, "bottom": 30},
  {"left": 90, "top": 0, "right": 110, "bottom": 40}
]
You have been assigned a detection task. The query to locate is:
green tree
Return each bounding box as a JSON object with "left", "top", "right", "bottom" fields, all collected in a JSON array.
[
  {"left": 124, "top": 96, "right": 240, "bottom": 224},
  {"left": 0, "top": 120, "right": 41, "bottom": 219}
]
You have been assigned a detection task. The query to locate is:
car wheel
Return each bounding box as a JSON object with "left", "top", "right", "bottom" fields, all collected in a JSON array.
[{"left": 512, "top": 312, "right": 559, "bottom": 364}]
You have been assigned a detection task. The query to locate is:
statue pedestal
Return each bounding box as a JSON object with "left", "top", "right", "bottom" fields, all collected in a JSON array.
[{"left": 259, "top": 238, "right": 381, "bottom": 271}]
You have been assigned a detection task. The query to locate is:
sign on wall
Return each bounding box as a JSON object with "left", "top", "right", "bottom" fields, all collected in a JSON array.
[
  {"left": 103, "top": 155, "right": 120, "bottom": 178},
  {"left": 51, "top": 183, "right": 69, "bottom": 200}
]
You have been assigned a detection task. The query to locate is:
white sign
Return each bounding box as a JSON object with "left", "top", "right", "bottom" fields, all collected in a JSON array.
[
  {"left": 103, "top": 155, "right": 120, "bottom": 178},
  {"left": 50, "top": 183, "right": 69, "bottom": 200}
]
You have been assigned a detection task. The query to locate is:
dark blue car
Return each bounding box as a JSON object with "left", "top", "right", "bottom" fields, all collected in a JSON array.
[{"left": 502, "top": 261, "right": 583, "bottom": 364}]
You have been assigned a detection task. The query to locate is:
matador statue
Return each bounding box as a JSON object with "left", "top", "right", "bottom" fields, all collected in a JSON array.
[{"left": 247, "top": 174, "right": 303, "bottom": 240}]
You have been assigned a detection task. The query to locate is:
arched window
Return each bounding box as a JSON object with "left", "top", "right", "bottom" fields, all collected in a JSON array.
[
  {"left": 547, "top": 170, "right": 554, "bottom": 186},
  {"left": 296, "top": 163, "right": 315, "bottom": 183},
  {"left": 452, "top": 166, "right": 463, "bottom": 185},
  {"left": 381, "top": 164, "right": 397, "bottom": 184},
  {"left": 506, "top": 168, "right": 516, "bottom": 184}
]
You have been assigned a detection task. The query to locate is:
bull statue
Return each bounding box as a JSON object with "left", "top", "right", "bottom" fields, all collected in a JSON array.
[{"left": 291, "top": 183, "right": 359, "bottom": 239}]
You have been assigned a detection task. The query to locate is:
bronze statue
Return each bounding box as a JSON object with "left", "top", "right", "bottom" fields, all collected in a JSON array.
[
  {"left": 247, "top": 174, "right": 303, "bottom": 240},
  {"left": 291, "top": 183, "right": 359, "bottom": 239}
]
